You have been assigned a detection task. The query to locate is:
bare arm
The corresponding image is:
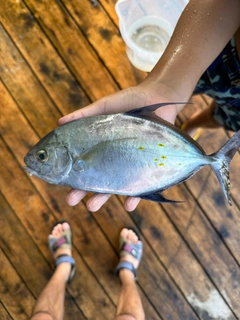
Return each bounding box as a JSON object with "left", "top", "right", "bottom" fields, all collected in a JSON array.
[
  {"left": 60, "top": 0, "right": 240, "bottom": 125},
  {"left": 144, "top": 0, "right": 240, "bottom": 114}
]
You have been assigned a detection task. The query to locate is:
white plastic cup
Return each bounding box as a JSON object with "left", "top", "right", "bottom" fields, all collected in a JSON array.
[{"left": 115, "top": 0, "right": 188, "bottom": 72}]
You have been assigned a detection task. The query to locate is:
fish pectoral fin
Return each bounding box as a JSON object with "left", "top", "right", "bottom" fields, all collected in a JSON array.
[
  {"left": 72, "top": 159, "right": 86, "bottom": 172},
  {"left": 72, "top": 142, "right": 108, "bottom": 171},
  {"left": 139, "top": 192, "right": 183, "bottom": 203}
]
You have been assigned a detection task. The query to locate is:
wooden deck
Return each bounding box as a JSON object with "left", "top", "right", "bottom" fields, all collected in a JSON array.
[{"left": 0, "top": 0, "right": 240, "bottom": 319}]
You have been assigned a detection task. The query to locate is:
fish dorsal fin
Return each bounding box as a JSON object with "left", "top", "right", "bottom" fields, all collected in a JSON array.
[
  {"left": 124, "top": 102, "right": 205, "bottom": 153},
  {"left": 125, "top": 102, "right": 187, "bottom": 117},
  {"left": 124, "top": 102, "right": 187, "bottom": 127}
]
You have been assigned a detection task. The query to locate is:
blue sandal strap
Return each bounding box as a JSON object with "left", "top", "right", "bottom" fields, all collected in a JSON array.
[
  {"left": 115, "top": 261, "right": 137, "bottom": 280},
  {"left": 55, "top": 255, "right": 76, "bottom": 283}
]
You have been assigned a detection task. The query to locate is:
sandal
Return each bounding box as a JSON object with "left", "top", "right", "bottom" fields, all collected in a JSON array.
[
  {"left": 115, "top": 226, "right": 143, "bottom": 281},
  {"left": 48, "top": 220, "right": 76, "bottom": 283}
]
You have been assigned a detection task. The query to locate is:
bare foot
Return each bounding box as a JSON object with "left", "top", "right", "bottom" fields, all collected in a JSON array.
[
  {"left": 118, "top": 228, "right": 143, "bottom": 282},
  {"left": 48, "top": 222, "right": 73, "bottom": 282}
]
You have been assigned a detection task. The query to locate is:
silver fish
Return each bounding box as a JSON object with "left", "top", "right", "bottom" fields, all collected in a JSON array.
[{"left": 24, "top": 103, "right": 240, "bottom": 205}]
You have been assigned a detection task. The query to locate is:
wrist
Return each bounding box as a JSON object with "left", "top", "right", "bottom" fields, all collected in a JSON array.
[
  {"left": 143, "top": 58, "right": 198, "bottom": 103},
  {"left": 136, "top": 81, "right": 186, "bottom": 124}
]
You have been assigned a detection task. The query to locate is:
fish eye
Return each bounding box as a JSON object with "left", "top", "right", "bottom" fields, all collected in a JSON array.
[{"left": 36, "top": 149, "right": 48, "bottom": 162}]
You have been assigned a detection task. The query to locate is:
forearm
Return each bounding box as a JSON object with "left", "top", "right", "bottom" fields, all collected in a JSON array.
[
  {"left": 142, "top": 0, "right": 240, "bottom": 110},
  {"left": 60, "top": 0, "right": 240, "bottom": 126}
]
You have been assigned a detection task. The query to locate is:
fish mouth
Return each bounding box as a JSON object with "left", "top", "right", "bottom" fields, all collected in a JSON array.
[
  {"left": 24, "top": 166, "right": 40, "bottom": 177},
  {"left": 24, "top": 165, "right": 58, "bottom": 184}
]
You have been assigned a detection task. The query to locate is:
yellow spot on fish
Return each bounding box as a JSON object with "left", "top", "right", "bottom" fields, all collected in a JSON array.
[
  {"left": 158, "top": 163, "right": 164, "bottom": 167},
  {"left": 158, "top": 143, "right": 165, "bottom": 147},
  {"left": 138, "top": 146, "right": 145, "bottom": 150},
  {"left": 161, "top": 156, "right": 167, "bottom": 159},
  {"left": 178, "top": 163, "right": 182, "bottom": 166},
  {"left": 154, "top": 158, "right": 159, "bottom": 162}
]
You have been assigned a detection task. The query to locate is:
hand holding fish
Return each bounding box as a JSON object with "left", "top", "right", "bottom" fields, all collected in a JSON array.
[{"left": 58, "top": 85, "right": 186, "bottom": 212}]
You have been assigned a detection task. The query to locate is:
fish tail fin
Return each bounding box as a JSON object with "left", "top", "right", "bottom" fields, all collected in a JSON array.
[{"left": 210, "top": 130, "right": 240, "bottom": 205}]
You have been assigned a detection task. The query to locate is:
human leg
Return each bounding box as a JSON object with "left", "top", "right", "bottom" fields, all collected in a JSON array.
[
  {"left": 182, "top": 36, "right": 240, "bottom": 138},
  {"left": 114, "top": 227, "right": 145, "bottom": 320},
  {"left": 31, "top": 221, "right": 76, "bottom": 320},
  {"left": 181, "top": 99, "right": 221, "bottom": 138}
]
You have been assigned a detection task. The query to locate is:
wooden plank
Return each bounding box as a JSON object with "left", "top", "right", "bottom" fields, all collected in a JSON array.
[
  {"left": 159, "top": 182, "right": 240, "bottom": 317},
  {"left": 0, "top": 26, "right": 61, "bottom": 136},
  {"left": 61, "top": 0, "right": 146, "bottom": 87},
  {"left": 130, "top": 201, "right": 237, "bottom": 320},
  {"left": 0, "top": 191, "right": 87, "bottom": 320},
  {"left": 0, "top": 302, "right": 12, "bottom": 320},
  {"left": 227, "top": 143, "right": 240, "bottom": 208},
  {"left": 0, "top": 247, "right": 34, "bottom": 319},
  {"left": 2, "top": 0, "right": 119, "bottom": 102},
  {"left": 0, "top": 3, "right": 89, "bottom": 116},
  {"left": 0, "top": 191, "right": 53, "bottom": 295},
  {"left": 0, "top": 135, "right": 55, "bottom": 255},
  {"left": 99, "top": 0, "right": 119, "bottom": 25}
]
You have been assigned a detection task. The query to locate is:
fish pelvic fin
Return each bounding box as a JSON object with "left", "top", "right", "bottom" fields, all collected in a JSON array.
[
  {"left": 139, "top": 192, "right": 183, "bottom": 204},
  {"left": 210, "top": 130, "right": 240, "bottom": 206}
]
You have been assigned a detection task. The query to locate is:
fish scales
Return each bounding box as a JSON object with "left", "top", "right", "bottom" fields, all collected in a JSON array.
[
  {"left": 24, "top": 103, "right": 240, "bottom": 205},
  {"left": 59, "top": 116, "right": 207, "bottom": 193}
]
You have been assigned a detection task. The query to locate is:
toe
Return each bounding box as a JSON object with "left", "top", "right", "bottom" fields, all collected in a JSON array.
[
  {"left": 120, "top": 228, "right": 129, "bottom": 239},
  {"left": 62, "top": 222, "right": 70, "bottom": 232},
  {"left": 50, "top": 223, "right": 62, "bottom": 238}
]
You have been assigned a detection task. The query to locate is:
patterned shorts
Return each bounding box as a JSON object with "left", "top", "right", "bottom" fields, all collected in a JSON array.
[{"left": 193, "top": 37, "right": 240, "bottom": 131}]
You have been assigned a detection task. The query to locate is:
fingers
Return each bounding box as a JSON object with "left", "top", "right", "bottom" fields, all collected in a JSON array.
[
  {"left": 66, "top": 189, "right": 112, "bottom": 211},
  {"left": 124, "top": 196, "right": 141, "bottom": 212},
  {"left": 86, "top": 193, "right": 112, "bottom": 212},
  {"left": 66, "top": 189, "right": 141, "bottom": 212},
  {"left": 66, "top": 189, "right": 87, "bottom": 206}
]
